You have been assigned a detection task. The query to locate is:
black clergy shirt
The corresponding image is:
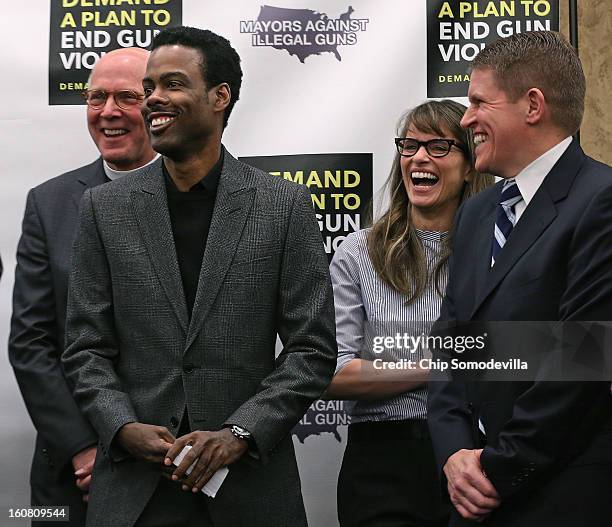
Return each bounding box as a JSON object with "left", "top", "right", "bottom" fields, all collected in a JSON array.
[{"left": 163, "top": 150, "right": 223, "bottom": 318}]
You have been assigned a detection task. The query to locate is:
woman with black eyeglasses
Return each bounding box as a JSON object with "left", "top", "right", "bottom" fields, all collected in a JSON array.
[{"left": 326, "top": 100, "right": 493, "bottom": 526}]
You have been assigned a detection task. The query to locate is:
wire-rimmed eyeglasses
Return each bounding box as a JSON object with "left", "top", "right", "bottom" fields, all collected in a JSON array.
[{"left": 82, "top": 89, "right": 144, "bottom": 110}]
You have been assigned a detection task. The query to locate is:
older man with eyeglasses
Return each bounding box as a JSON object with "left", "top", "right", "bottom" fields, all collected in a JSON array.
[{"left": 9, "top": 47, "right": 157, "bottom": 527}]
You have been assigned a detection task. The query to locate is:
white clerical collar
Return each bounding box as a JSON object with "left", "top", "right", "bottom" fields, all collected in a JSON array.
[
  {"left": 514, "top": 136, "right": 572, "bottom": 208},
  {"left": 103, "top": 153, "right": 160, "bottom": 180}
]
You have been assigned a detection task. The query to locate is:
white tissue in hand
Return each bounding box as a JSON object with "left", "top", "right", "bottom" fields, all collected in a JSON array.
[{"left": 172, "top": 445, "right": 229, "bottom": 498}]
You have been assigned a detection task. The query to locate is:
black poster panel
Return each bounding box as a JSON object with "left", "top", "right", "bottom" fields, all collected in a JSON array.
[
  {"left": 49, "top": 0, "right": 182, "bottom": 105},
  {"left": 240, "top": 153, "right": 373, "bottom": 262},
  {"left": 427, "top": 0, "right": 559, "bottom": 97}
]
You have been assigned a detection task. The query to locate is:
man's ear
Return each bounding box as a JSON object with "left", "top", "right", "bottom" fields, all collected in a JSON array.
[
  {"left": 525, "top": 87, "right": 546, "bottom": 125},
  {"left": 213, "top": 83, "right": 231, "bottom": 112}
]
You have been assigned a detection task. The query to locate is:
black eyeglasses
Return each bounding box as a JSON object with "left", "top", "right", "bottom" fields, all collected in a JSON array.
[
  {"left": 82, "top": 89, "right": 144, "bottom": 110},
  {"left": 395, "top": 138, "right": 467, "bottom": 158}
]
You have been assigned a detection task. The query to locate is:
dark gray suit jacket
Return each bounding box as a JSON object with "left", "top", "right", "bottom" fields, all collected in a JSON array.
[
  {"left": 62, "top": 151, "right": 337, "bottom": 527},
  {"left": 9, "top": 159, "right": 106, "bottom": 524}
]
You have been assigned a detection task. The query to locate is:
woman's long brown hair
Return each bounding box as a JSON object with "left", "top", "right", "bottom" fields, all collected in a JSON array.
[{"left": 367, "top": 100, "right": 494, "bottom": 302}]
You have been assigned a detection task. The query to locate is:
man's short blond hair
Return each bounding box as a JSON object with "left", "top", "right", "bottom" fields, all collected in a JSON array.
[{"left": 472, "top": 31, "right": 585, "bottom": 135}]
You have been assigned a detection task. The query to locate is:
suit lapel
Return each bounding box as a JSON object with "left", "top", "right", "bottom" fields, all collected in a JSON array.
[
  {"left": 470, "top": 190, "right": 557, "bottom": 318},
  {"left": 470, "top": 140, "right": 584, "bottom": 318},
  {"left": 131, "top": 160, "right": 189, "bottom": 333},
  {"left": 185, "top": 154, "right": 255, "bottom": 351},
  {"left": 472, "top": 195, "right": 497, "bottom": 309},
  {"left": 72, "top": 158, "right": 107, "bottom": 209}
]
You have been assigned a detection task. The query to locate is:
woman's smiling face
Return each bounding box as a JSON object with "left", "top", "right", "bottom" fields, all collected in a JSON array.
[{"left": 401, "top": 125, "right": 472, "bottom": 227}]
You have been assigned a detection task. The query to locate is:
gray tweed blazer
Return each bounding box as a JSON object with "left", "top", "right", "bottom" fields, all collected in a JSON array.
[{"left": 62, "top": 150, "right": 337, "bottom": 527}]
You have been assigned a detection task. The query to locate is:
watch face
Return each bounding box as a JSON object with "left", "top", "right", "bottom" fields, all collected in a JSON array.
[{"left": 231, "top": 425, "right": 251, "bottom": 439}]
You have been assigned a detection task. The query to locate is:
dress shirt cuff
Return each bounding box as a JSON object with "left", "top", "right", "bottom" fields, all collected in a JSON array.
[{"left": 334, "top": 352, "right": 357, "bottom": 374}]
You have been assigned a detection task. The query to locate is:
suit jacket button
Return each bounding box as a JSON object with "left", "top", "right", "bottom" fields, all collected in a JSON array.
[
  {"left": 170, "top": 417, "right": 179, "bottom": 428},
  {"left": 183, "top": 364, "right": 194, "bottom": 374}
]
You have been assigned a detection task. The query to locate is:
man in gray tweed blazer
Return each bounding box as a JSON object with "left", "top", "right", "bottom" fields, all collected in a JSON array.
[{"left": 62, "top": 26, "right": 336, "bottom": 527}]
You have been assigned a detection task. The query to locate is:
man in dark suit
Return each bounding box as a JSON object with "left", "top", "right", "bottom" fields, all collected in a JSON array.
[
  {"left": 62, "top": 26, "right": 336, "bottom": 527},
  {"left": 427, "top": 31, "right": 612, "bottom": 525},
  {"left": 9, "top": 48, "right": 156, "bottom": 525}
]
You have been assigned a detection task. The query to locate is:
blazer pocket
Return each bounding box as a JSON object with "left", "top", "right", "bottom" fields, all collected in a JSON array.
[
  {"left": 231, "top": 254, "right": 274, "bottom": 267},
  {"left": 230, "top": 254, "right": 279, "bottom": 279},
  {"left": 509, "top": 275, "right": 546, "bottom": 298}
]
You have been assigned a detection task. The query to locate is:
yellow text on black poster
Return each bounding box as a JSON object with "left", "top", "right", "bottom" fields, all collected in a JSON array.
[
  {"left": 427, "top": 0, "right": 559, "bottom": 97},
  {"left": 240, "top": 153, "right": 373, "bottom": 261},
  {"left": 49, "top": 0, "right": 182, "bottom": 105}
]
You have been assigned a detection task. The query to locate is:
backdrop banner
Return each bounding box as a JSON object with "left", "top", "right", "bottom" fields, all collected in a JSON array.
[{"left": 1, "top": 2, "right": 559, "bottom": 525}]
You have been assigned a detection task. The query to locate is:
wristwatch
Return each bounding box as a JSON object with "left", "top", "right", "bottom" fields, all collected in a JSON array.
[{"left": 229, "top": 424, "right": 252, "bottom": 442}]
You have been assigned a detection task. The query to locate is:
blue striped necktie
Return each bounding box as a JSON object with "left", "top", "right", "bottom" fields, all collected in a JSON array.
[{"left": 491, "top": 179, "right": 522, "bottom": 266}]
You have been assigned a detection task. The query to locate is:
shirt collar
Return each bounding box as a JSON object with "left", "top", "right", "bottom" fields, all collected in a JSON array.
[
  {"left": 514, "top": 136, "right": 572, "bottom": 207},
  {"left": 163, "top": 148, "right": 224, "bottom": 194},
  {"left": 103, "top": 154, "right": 160, "bottom": 181},
  {"left": 415, "top": 228, "right": 449, "bottom": 243}
]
